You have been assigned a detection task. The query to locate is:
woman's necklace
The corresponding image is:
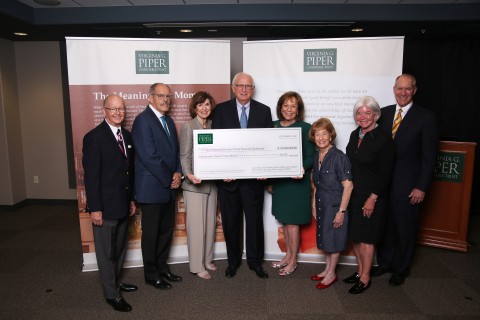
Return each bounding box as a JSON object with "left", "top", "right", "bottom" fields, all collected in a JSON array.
[
  {"left": 198, "top": 118, "right": 208, "bottom": 129},
  {"left": 318, "top": 144, "right": 332, "bottom": 165},
  {"left": 358, "top": 124, "right": 378, "bottom": 147},
  {"left": 359, "top": 130, "right": 366, "bottom": 140}
]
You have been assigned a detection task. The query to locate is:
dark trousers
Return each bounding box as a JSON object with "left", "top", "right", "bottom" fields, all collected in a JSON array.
[
  {"left": 93, "top": 217, "right": 129, "bottom": 300},
  {"left": 218, "top": 182, "right": 265, "bottom": 269},
  {"left": 140, "top": 201, "right": 175, "bottom": 280},
  {"left": 376, "top": 200, "right": 420, "bottom": 275}
]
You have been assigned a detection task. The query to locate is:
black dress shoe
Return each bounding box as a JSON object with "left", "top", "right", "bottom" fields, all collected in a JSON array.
[
  {"left": 225, "top": 266, "right": 237, "bottom": 278},
  {"left": 145, "top": 278, "right": 172, "bottom": 290},
  {"left": 160, "top": 272, "right": 183, "bottom": 282},
  {"left": 371, "top": 266, "right": 390, "bottom": 277},
  {"left": 106, "top": 297, "right": 132, "bottom": 312},
  {"left": 249, "top": 266, "right": 269, "bottom": 279},
  {"left": 343, "top": 272, "right": 360, "bottom": 284},
  {"left": 389, "top": 273, "right": 405, "bottom": 286},
  {"left": 119, "top": 282, "right": 138, "bottom": 292},
  {"left": 348, "top": 280, "right": 371, "bottom": 294}
]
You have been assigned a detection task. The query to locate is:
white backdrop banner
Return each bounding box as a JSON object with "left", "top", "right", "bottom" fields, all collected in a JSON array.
[
  {"left": 66, "top": 37, "right": 231, "bottom": 271},
  {"left": 244, "top": 36, "right": 404, "bottom": 263}
]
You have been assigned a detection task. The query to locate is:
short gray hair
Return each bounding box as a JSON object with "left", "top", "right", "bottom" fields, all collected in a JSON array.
[
  {"left": 352, "top": 96, "right": 381, "bottom": 124},
  {"left": 231, "top": 72, "right": 254, "bottom": 86}
]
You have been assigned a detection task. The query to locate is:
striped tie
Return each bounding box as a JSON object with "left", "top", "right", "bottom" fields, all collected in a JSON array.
[
  {"left": 160, "top": 116, "right": 172, "bottom": 145},
  {"left": 392, "top": 109, "right": 403, "bottom": 139},
  {"left": 116, "top": 129, "right": 126, "bottom": 157}
]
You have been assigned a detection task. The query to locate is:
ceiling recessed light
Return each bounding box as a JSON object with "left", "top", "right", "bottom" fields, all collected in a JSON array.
[
  {"left": 33, "top": 0, "right": 61, "bottom": 5},
  {"left": 14, "top": 32, "right": 28, "bottom": 36},
  {"left": 179, "top": 29, "right": 193, "bottom": 33},
  {"left": 351, "top": 28, "right": 364, "bottom": 32}
]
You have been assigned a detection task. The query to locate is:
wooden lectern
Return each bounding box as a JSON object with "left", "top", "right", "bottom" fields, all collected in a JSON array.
[{"left": 418, "top": 141, "right": 476, "bottom": 252}]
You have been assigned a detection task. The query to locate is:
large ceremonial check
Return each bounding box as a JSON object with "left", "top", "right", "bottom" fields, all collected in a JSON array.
[{"left": 193, "top": 128, "right": 303, "bottom": 180}]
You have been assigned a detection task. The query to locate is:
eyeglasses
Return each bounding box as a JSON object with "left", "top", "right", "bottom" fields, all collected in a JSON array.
[
  {"left": 233, "top": 84, "right": 255, "bottom": 91},
  {"left": 104, "top": 107, "right": 126, "bottom": 113},
  {"left": 151, "top": 93, "right": 173, "bottom": 99}
]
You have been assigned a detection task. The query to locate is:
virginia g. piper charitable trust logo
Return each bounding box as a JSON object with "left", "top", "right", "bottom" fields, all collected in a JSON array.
[
  {"left": 198, "top": 133, "right": 213, "bottom": 144},
  {"left": 304, "top": 48, "right": 337, "bottom": 72},
  {"left": 135, "top": 51, "right": 169, "bottom": 74}
]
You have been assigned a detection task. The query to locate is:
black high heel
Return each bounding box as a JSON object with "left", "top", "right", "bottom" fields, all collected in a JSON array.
[
  {"left": 348, "top": 280, "right": 371, "bottom": 294},
  {"left": 343, "top": 272, "right": 360, "bottom": 284}
]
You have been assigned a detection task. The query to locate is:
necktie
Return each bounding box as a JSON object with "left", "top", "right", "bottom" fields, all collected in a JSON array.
[
  {"left": 116, "top": 129, "right": 126, "bottom": 157},
  {"left": 160, "top": 116, "right": 172, "bottom": 144},
  {"left": 392, "top": 108, "right": 403, "bottom": 139},
  {"left": 240, "top": 106, "right": 248, "bottom": 128}
]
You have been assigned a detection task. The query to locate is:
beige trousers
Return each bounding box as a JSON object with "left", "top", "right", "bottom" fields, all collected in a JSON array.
[{"left": 183, "top": 189, "right": 218, "bottom": 273}]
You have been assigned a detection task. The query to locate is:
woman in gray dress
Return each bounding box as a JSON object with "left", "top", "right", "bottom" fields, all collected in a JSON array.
[
  {"left": 309, "top": 118, "right": 353, "bottom": 289},
  {"left": 180, "top": 91, "right": 218, "bottom": 279}
]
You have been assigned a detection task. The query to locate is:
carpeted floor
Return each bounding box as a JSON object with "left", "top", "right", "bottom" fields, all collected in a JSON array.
[{"left": 1, "top": 203, "right": 479, "bottom": 319}]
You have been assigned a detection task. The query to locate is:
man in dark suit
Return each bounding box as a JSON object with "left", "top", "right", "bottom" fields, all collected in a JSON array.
[
  {"left": 374, "top": 74, "right": 439, "bottom": 286},
  {"left": 212, "top": 72, "right": 273, "bottom": 279},
  {"left": 131, "top": 83, "right": 183, "bottom": 290},
  {"left": 82, "top": 94, "right": 137, "bottom": 312}
]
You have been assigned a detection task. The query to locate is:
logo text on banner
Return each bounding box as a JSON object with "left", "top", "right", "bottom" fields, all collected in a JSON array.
[
  {"left": 304, "top": 48, "right": 337, "bottom": 72},
  {"left": 135, "top": 51, "right": 169, "bottom": 74},
  {"left": 434, "top": 151, "right": 465, "bottom": 183}
]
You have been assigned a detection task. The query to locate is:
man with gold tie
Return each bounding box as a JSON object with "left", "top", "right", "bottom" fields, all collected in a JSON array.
[{"left": 373, "top": 74, "right": 439, "bottom": 286}]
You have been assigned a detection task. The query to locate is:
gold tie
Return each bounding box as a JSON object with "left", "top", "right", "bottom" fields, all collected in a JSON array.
[{"left": 392, "top": 109, "right": 403, "bottom": 139}]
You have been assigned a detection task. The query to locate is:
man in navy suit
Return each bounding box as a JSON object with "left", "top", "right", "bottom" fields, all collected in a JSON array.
[
  {"left": 131, "top": 83, "right": 183, "bottom": 290},
  {"left": 83, "top": 94, "right": 137, "bottom": 312},
  {"left": 374, "top": 74, "right": 439, "bottom": 286},
  {"left": 212, "top": 72, "right": 273, "bottom": 279}
]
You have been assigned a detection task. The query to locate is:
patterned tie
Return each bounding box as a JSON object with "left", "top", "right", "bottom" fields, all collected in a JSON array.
[
  {"left": 240, "top": 106, "right": 248, "bottom": 129},
  {"left": 160, "top": 116, "right": 172, "bottom": 144},
  {"left": 116, "top": 129, "right": 126, "bottom": 157},
  {"left": 392, "top": 108, "right": 403, "bottom": 139}
]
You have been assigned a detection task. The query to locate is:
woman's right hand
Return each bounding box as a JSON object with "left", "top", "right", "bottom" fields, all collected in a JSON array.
[
  {"left": 362, "top": 196, "right": 376, "bottom": 218},
  {"left": 187, "top": 173, "right": 202, "bottom": 184}
]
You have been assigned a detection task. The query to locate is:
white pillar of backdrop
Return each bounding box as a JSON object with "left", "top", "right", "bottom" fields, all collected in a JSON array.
[
  {"left": 66, "top": 37, "right": 231, "bottom": 271},
  {"left": 244, "top": 36, "right": 404, "bottom": 265}
]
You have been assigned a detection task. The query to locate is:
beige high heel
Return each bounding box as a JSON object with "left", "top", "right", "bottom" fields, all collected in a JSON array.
[
  {"left": 197, "top": 271, "right": 211, "bottom": 279},
  {"left": 205, "top": 263, "right": 217, "bottom": 271},
  {"left": 271, "top": 261, "right": 288, "bottom": 269},
  {"left": 278, "top": 265, "right": 297, "bottom": 276}
]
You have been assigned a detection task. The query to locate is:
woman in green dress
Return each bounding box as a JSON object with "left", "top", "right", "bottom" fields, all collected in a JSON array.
[{"left": 269, "top": 91, "right": 316, "bottom": 276}]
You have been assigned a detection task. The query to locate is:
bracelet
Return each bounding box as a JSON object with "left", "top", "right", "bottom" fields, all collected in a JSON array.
[
  {"left": 339, "top": 210, "right": 347, "bottom": 213},
  {"left": 370, "top": 193, "right": 378, "bottom": 201}
]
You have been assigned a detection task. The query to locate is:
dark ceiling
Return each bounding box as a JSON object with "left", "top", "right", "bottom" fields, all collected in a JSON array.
[{"left": 1, "top": 0, "right": 480, "bottom": 41}]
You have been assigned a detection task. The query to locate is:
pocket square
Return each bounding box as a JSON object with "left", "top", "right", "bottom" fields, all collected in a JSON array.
[{"left": 127, "top": 145, "right": 132, "bottom": 148}]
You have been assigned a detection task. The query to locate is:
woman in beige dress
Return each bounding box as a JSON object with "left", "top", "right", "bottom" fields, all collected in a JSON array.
[{"left": 180, "top": 91, "right": 218, "bottom": 279}]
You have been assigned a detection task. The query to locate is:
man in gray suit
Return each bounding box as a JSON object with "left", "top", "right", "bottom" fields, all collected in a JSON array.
[{"left": 83, "top": 94, "right": 137, "bottom": 312}]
